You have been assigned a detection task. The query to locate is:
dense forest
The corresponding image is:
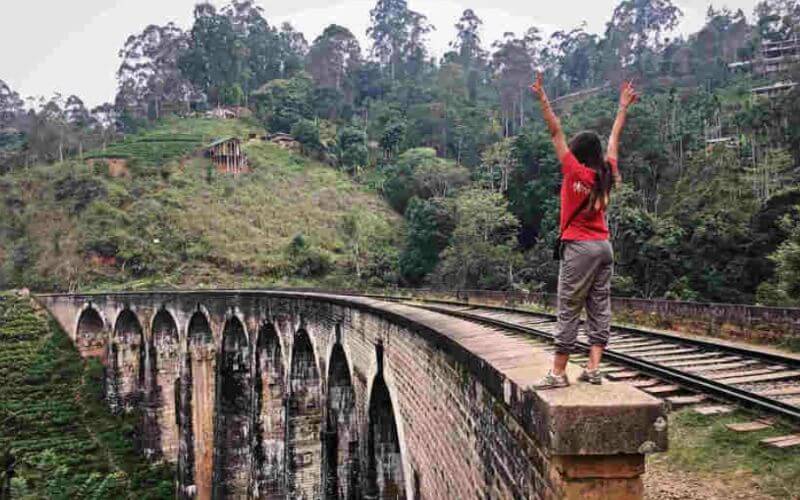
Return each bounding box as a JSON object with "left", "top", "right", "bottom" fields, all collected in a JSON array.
[{"left": 1, "top": 0, "right": 800, "bottom": 305}]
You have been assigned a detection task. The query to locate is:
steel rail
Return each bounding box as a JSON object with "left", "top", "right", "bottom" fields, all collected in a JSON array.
[
  {"left": 385, "top": 297, "right": 800, "bottom": 424},
  {"left": 366, "top": 295, "right": 800, "bottom": 369}
]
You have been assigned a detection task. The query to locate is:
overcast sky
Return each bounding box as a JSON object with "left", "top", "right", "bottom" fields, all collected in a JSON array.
[{"left": 1, "top": 0, "right": 761, "bottom": 107}]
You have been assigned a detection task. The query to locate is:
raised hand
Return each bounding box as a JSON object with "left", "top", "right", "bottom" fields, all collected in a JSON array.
[
  {"left": 529, "top": 72, "right": 545, "bottom": 99},
  {"left": 531, "top": 71, "right": 568, "bottom": 159},
  {"left": 608, "top": 81, "right": 637, "bottom": 169},
  {"left": 620, "top": 81, "right": 639, "bottom": 109}
]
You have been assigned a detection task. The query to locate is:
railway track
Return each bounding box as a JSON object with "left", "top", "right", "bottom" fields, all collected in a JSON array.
[{"left": 373, "top": 295, "right": 800, "bottom": 424}]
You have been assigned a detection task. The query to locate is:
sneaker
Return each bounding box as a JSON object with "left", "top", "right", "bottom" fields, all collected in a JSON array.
[
  {"left": 578, "top": 369, "right": 603, "bottom": 385},
  {"left": 532, "top": 370, "right": 570, "bottom": 390}
]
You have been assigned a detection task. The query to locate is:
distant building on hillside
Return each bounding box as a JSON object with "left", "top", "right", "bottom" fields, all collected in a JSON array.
[
  {"left": 761, "top": 36, "right": 800, "bottom": 73},
  {"left": 264, "top": 132, "right": 300, "bottom": 152},
  {"left": 703, "top": 109, "right": 741, "bottom": 150},
  {"left": 729, "top": 35, "right": 800, "bottom": 74},
  {"left": 751, "top": 81, "right": 798, "bottom": 99},
  {"left": 204, "top": 137, "right": 249, "bottom": 174},
  {"left": 205, "top": 106, "right": 253, "bottom": 120},
  {"left": 206, "top": 108, "right": 237, "bottom": 119}
]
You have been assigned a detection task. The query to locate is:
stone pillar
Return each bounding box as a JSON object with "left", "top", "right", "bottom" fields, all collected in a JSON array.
[
  {"left": 518, "top": 360, "right": 668, "bottom": 500},
  {"left": 551, "top": 454, "right": 646, "bottom": 500}
]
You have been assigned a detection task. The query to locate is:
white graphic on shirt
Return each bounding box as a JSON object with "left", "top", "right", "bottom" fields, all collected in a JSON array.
[{"left": 573, "top": 181, "right": 591, "bottom": 195}]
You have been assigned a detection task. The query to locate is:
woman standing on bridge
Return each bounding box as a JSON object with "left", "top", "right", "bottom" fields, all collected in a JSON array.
[{"left": 530, "top": 74, "right": 639, "bottom": 389}]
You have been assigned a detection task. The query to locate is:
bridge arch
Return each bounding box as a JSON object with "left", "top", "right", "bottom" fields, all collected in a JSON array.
[
  {"left": 287, "top": 328, "right": 323, "bottom": 498},
  {"left": 180, "top": 308, "right": 215, "bottom": 499},
  {"left": 324, "top": 330, "right": 359, "bottom": 499},
  {"left": 252, "top": 322, "right": 287, "bottom": 498},
  {"left": 75, "top": 305, "right": 107, "bottom": 358},
  {"left": 213, "top": 314, "right": 252, "bottom": 497},
  {"left": 145, "top": 308, "right": 180, "bottom": 461},
  {"left": 364, "top": 345, "right": 408, "bottom": 500},
  {"left": 39, "top": 291, "right": 666, "bottom": 500},
  {"left": 108, "top": 309, "right": 144, "bottom": 414}
]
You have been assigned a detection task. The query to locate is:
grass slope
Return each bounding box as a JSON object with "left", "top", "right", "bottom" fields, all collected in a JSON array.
[
  {"left": 646, "top": 409, "right": 800, "bottom": 499},
  {"left": 0, "top": 292, "right": 173, "bottom": 498},
  {"left": 84, "top": 118, "right": 259, "bottom": 165},
  {"left": 0, "top": 117, "right": 403, "bottom": 291}
]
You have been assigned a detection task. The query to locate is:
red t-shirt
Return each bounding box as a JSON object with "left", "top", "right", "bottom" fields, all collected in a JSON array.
[{"left": 559, "top": 152, "right": 618, "bottom": 241}]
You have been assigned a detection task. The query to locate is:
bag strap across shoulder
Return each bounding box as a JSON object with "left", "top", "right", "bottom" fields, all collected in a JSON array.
[{"left": 559, "top": 196, "right": 591, "bottom": 239}]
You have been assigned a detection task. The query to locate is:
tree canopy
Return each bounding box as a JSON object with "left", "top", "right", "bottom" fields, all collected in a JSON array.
[{"left": 3, "top": 0, "right": 800, "bottom": 305}]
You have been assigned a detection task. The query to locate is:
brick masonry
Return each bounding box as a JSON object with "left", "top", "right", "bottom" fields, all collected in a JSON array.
[{"left": 37, "top": 291, "right": 667, "bottom": 499}]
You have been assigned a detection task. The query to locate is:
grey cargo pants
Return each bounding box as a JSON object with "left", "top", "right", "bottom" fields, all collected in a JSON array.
[{"left": 555, "top": 240, "right": 613, "bottom": 355}]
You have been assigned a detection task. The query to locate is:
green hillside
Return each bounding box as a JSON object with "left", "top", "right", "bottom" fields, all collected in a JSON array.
[
  {"left": 0, "top": 117, "right": 404, "bottom": 291},
  {"left": 3, "top": 1, "right": 800, "bottom": 304},
  {"left": 0, "top": 292, "right": 173, "bottom": 498}
]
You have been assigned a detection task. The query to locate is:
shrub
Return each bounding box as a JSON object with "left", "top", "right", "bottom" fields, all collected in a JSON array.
[
  {"left": 287, "top": 234, "right": 332, "bottom": 278},
  {"left": 400, "top": 197, "right": 455, "bottom": 285},
  {"left": 53, "top": 170, "right": 107, "bottom": 214},
  {"left": 336, "top": 126, "right": 368, "bottom": 174},
  {"left": 291, "top": 119, "right": 321, "bottom": 155}
]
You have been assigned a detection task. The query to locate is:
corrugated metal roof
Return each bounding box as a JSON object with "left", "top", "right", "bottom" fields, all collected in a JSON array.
[{"left": 205, "top": 136, "right": 239, "bottom": 149}]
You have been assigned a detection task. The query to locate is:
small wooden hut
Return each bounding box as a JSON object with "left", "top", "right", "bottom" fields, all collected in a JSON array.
[
  {"left": 264, "top": 132, "right": 301, "bottom": 152},
  {"left": 205, "top": 137, "right": 249, "bottom": 174}
]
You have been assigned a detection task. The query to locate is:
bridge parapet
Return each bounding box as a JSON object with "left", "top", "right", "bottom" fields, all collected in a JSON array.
[{"left": 37, "top": 290, "right": 666, "bottom": 499}]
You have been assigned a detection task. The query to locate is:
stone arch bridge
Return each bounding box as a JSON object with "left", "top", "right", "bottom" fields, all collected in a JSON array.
[{"left": 37, "top": 290, "right": 666, "bottom": 500}]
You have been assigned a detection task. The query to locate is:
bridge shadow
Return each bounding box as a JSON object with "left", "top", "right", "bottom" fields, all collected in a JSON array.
[
  {"left": 253, "top": 322, "right": 286, "bottom": 498},
  {"left": 288, "top": 329, "right": 323, "bottom": 498},
  {"left": 325, "top": 333, "right": 359, "bottom": 499},
  {"left": 213, "top": 315, "right": 252, "bottom": 497}
]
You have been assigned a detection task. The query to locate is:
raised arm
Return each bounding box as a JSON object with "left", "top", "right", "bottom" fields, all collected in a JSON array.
[
  {"left": 530, "top": 72, "right": 569, "bottom": 161},
  {"left": 607, "top": 81, "right": 639, "bottom": 186}
]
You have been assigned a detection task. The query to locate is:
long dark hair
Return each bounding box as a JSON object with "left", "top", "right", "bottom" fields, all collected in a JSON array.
[{"left": 569, "top": 130, "right": 613, "bottom": 211}]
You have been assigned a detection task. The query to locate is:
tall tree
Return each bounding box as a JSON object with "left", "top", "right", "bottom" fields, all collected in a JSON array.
[
  {"left": 228, "top": 1, "right": 282, "bottom": 95},
  {"left": 64, "top": 95, "right": 92, "bottom": 158},
  {"left": 432, "top": 62, "right": 467, "bottom": 157},
  {"left": 403, "top": 10, "right": 435, "bottom": 80},
  {"left": 64, "top": 95, "right": 91, "bottom": 127},
  {"left": 691, "top": 6, "right": 751, "bottom": 83},
  {"left": 278, "top": 22, "right": 309, "bottom": 77},
  {"left": 545, "top": 26, "right": 601, "bottom": 94},
  {"left": 367, "top": 0, "right": 410, "bottom": 80},
  {"left": 25, "top": 94, "right": 68, "bottom": 163},
  {"left": 221, "top": 0, "right": 264, "bottom": 33},
  {"left": 603, "top": 0, "right": 683, "bottom": 75},
  {"left": 179, "top": 3, "right": 244, "bottom": 105},
  {"left": 452, "top": 9, "right": 488, "bottom": 100},
  {"left": 0, "top": 80, "right": 25, "bottom": 128},
  {"left": 90, "top": 103, "right": 118, "bottom": 150},
  {"left": 491, "top": 30, "right": 540, "bottom": 136},
  {"left": 116, "top": 23, "right": 194, "bottom": 119},
  {"left": 308, "top": 25, "right": 361, "bottom": 100},
  {"left": 453, "top": 9, "right": 486, "bottom": 67}
]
